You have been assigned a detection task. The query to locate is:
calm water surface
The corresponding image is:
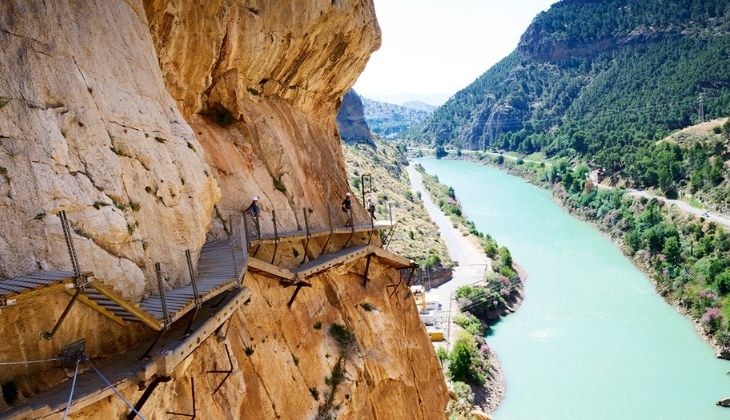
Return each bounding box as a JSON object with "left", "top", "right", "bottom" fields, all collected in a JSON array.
[{"left": 418, "top": 158, "right": 729, "bottom": 420}]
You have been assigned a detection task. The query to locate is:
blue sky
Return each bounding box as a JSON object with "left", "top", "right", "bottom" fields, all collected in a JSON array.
[{"left": 354, "top": 0, "right": 557, "bottom": 105}]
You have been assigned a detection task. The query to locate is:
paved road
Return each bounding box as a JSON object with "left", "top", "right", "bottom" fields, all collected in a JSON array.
[
  {"left": 625, "top": 188, "right": 730, "bottom": 230},
  {"left": 407, "top": 165, "right": 489, "bottom": 312}
]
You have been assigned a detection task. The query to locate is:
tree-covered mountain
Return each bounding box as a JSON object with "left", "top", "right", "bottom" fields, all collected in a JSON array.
[
  {"left": 422, "top": 0, "right": 730, "bottom": 180},
  {"left": 361, "top": 96, "right": 431, "bottom": 139}
]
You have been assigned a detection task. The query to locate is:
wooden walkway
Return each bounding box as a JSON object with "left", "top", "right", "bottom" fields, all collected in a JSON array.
[
  {"left": 0, "top": 270, "right": 78, "bottom": 307},
  {"left": 248, "top": 244, "right": 413, "bottom": 282},
  {"left": 0, "top": 216, "right": 396, "bottom": 331},
  {"left": 0, "top": 215, "right": 411, "bottom": 419}
]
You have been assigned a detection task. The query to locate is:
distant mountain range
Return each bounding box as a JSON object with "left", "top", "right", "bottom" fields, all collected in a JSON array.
[
  {"left": 421, "top": 0, "right": 730, "bottom": 177},
  {"left": 360, "top": 96, "right": 434, "bottom": 139},
  {"left": 401, "top": 100, "right": 437, "bottom": 113}
]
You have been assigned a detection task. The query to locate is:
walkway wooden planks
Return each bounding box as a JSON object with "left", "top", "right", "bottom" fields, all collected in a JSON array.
[
  {"left": 0, "top": 270, "right": 77, "bottom": 306},
  {"left": 136, "top": 236, "right": 247, "bottom": 329}
]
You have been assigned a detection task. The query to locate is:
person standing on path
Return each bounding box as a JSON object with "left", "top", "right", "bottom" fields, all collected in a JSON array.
[
  {"left": 342, "top": 192, "right": 353, "bottom": 227},
  {"left": 245, "top": 196, "right": 261, "bottom": 237},
  {"left": 367, "top": 196, "right": 376, "bottom": 220}
]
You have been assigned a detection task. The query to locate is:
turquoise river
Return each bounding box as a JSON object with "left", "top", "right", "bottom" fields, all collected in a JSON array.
[{"left": 417, "top": 158, "right": 729, "bottom": 420}]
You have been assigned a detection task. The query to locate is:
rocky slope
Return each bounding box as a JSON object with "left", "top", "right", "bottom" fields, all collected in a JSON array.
[
  {"left": 343, "top": 139, "right": 451, "bottom": 267},
  {"left": 337, "top": 90, "right": 375, "bottom": 146},
  {"left": 0, "top": 0, "right": 448, "bottom": 417}
]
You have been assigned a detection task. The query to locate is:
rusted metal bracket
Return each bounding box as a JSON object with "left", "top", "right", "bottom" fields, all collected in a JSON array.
[
  {"left": 286, "top": 279, "right": 312, "bottom": 308},
  {"left": 60, "top": 339, "right": 87, "bottom": 369},
  {"left": 42, "top": 287, "right": 81, "bottom": 340},
  {"left": 167, "top": 377, "right": 196, "bottom": 419},
  {"left": 127, "top": 375, "right": 172, "bottom": 420},
  {"left": 321, "top": 205, "right": 334, "bottom": 256},
  {"left": 207, "top": 343, "right": 235, "bottom": 395},
  {"left": 287, "top": 284, "right": 304, "bottom": 308},
  {"left": 362, "top": 254, "right": 372, "bottom": 288},
  {"left": 183, "top": 249, "right": 202, "bottom": 337},
  {"left": 301, "top": 207, "right": 311, "bottom": 263},
  {"left": 387, "top": 265, "right": 416, "bottom": 298},
  {"left": 215, "top": 318, "right": 232, "bottom": 341},
  {"left": 271, "top": 210, "right": 279, "bottom": 264}
]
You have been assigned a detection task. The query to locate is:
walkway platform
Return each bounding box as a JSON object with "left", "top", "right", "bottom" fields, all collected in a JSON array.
[
  {"left": 246, "top": 244, "right": 413, "bottom": 283},
  {"left": 252, "top": 220, "right": 395, "bottom": 244},
  {"left": 0, "top": 270, "right": 79, "bottom": 307},
  {"left": 137, "top": 237, "right": 247, "bottom": 329},
  {"left": 2, "top": 287, "right": 251, "bottom": 419}
]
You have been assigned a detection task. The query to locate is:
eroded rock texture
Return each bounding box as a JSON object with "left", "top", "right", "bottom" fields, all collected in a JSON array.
[
  {"left": 0, "top": 1, "right": 218, "bottom": 299},
  {"left": 0, "top": 1, "right": 448, "bottom": 418}
]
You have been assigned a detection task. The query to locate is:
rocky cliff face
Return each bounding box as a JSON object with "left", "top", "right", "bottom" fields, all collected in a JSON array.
[
  {"left": 0, "top": 0, "right": 447, "bottom": 418},
  {"left": 337, "top": 90, "right": 375, "bottom": 146}
]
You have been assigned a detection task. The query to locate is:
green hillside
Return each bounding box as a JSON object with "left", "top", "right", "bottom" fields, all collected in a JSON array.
[{"left": 422, "top": 0, "right": 730, "bottom": 184}]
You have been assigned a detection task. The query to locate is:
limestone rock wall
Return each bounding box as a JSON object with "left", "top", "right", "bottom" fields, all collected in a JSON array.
[
  {"left": 144, "top": 0, "right": 381, "bottom": 232},
  {"left": 0, "top": 1, "right": 219, "bottom": 299},
  {"left": 74, "top": 259, "right": 448, "bottom": 420},
  {"left": 0, "top": 0, "right": 448, "bottom": 418}
]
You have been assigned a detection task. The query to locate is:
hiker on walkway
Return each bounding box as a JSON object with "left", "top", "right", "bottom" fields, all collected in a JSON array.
[
  {"left": 245, "top": 196, "right": 261, "bottom": 237},
  {"left": 367, "top": 196, "right": 376, "bottom": 220},
  {"left": 246, "top": 196, "right": 260, "bottom": 218},
  {"left": 342, "top": 192, "right": 353, "bottom": 227}
]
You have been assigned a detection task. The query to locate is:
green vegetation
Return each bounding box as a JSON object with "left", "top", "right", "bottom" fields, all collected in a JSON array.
[
  {"left": 552, "top": 164, "right": 730, "bottom": 347},
  {"left": 447, "top": 333, "right": 489, "bottom": 385},
  {"left": 328, "top": 323, "right": 357, "bottom": 355},
  {"left": 446, "top": 381, "right": 476, "bottom": 419},
  {"left": 343, "top": 140, "right": 452, "bottom": 267},
  {"left": 453, "top": 313, "right": 483, "bottom": 336},
  {"left": 422, "top": 0, "right": 730, "bottom": 203}
]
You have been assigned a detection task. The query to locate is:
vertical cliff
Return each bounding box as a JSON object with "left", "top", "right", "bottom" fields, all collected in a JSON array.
[{"left": 0, "top": 0, "right": 448, "bottom": 418}]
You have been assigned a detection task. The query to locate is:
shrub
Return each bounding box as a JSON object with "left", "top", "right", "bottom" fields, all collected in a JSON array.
[
  {"left": 715, "top": 270, "right": 730, "bottom": 296},
  {"left": 329, "top": 324, "right": 357, "bottom": 355},
  {"left": 435, "top": 347, "right": 448, "bottom": 363},
  {"left": 448, "top": 333, "right": 486, "bottom": 384},
  {"left": 454, "top": 313, "right": 483, "bottom": 336},
  {"left": 701, "top": 307, "right": 721, "bottom": 333},
  {"left": 498, "top": 246, "right": 513, "bottom": 267}
]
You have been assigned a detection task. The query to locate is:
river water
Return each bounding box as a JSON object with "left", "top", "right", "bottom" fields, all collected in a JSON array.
[{"left": 417, "top": 158, "right": 729, "bottom": 420}]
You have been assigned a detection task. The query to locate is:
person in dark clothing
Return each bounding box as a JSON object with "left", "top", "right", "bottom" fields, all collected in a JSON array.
[
  {"left": 245, "top": 196, "right": 261, "bottom": 237},
  {"left": 246, "top": 196, "right": 260, "bottom": 218},
  {"left": 342, "top": 192, "right": 353, "bottom": 227},
  {"left": 367, "top": 196, "right": 376, "bottom": 220}
]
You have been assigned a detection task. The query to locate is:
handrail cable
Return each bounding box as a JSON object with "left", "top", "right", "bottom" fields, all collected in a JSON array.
[
  {"left": 61, "top": 359, "right": 81, "bottom": 420},
  {"left": 88, "top": 360, "right": 146, "bottom": 420}
]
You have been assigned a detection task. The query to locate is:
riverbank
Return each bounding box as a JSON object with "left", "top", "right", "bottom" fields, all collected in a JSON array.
[
  {"left": 407, "top": 163, "right": 525, "bottom": 414},
  {"left": 436, "top": 151, "right": 730, "bottom": 360}
]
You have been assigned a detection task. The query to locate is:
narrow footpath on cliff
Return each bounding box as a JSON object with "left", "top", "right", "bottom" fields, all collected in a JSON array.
[{"left": 406, "top": 163, "right": 491, "bottom": 345}]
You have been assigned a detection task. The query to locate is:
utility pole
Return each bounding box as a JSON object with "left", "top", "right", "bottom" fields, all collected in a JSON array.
[{"left": 698, "top": 93, "right": 705, "bottom": 123}]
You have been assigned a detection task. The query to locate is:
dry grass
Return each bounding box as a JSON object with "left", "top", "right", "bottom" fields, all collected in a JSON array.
[{"left": 343, "top": 139, "right": 451, "bottom": 266}]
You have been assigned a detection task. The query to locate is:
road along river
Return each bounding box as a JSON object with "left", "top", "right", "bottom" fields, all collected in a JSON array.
[{"left": 417, "top": 158, "right": 730, "bottom": 420}]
